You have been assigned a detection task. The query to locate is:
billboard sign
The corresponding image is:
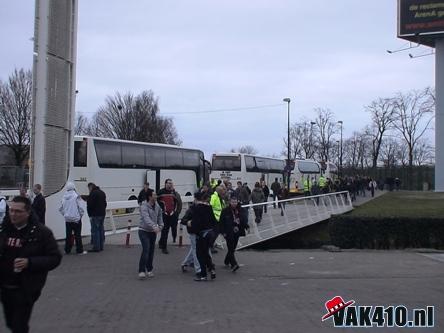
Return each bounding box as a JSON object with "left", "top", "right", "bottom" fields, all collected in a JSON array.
[{"left": 398, "top": 0, "right": 444, "bottom": 43}]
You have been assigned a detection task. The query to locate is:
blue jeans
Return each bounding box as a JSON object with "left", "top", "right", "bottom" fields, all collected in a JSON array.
[
  {"left": 90, "top": 216, "right": 105, "bottom": 251},
  {"left": 138, "top": 230, "right": 157, "bottom": 273},
  {"left": 182, "top": 233, "right": 201, "bottom": 273}
]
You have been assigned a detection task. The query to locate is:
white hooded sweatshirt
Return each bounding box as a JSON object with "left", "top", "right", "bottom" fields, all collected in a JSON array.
[
  {"left": 59, "top": 182, "right": 84, "bottom": 222},
  {"left": 0, "top": 195, "right": 6, "bottom": 224}
]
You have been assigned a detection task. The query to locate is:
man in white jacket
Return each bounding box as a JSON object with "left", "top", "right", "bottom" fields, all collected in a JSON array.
[
  {"left": 0, "top": 195, "right": 7, "bottom": 224},
  {"left": 59, "top": 182, "right": 87, "bottom": 255}
]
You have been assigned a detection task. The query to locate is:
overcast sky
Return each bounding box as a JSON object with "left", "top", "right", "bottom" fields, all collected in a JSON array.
[{"left": 0, "top": 1, "right": 435, "bottom": 158}]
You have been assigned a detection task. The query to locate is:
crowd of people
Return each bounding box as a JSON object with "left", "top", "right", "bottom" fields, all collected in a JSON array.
[{"left": 0, "top": 173, "right": 383, "bottom": 331}]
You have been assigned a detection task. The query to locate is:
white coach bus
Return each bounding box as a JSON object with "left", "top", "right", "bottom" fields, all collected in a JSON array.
[
  {"left": 72, "top": 136, "right": 210, "bottom": 203},
  {"left": 289, "top": 159, "right": 321, "bottom": 194},
  {"left": 210, "top": 153, "right": 285, "bottom": 190}
]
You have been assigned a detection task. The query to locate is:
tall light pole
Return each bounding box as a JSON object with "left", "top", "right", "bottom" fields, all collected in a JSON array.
[
  {"left": 283, "top": 98, "right": 291, "bottom": 188},
  {"left": 336, "top": 140, "right": 340, "bottom": 167},
  {"left": 337, "top": 120, "right": 343, "bottom": 176},
  {"left": 310, "top": 121, "right": 316, "bottom": 159}
]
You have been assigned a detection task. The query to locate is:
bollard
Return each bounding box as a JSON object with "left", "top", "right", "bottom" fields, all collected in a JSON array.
[
  {"left": 125, "top": 219, "right": 132, "bottom": 247},
  {"left": 178, "top": 221, "right": 183, "bottom": 247}
]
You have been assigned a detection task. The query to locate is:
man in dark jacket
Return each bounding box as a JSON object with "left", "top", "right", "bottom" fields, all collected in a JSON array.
[
  {"left": 157, "top": 179, "right": 182, "bottom": 254},
  {"left": 86, "top": 183, "right": 107, "bottom": 252},
  {"left": 31, "top": 184, "right": 46, "bottom": 225},
  {"left": 220, "top": 196, "right": 249, "bottom": 272},
  {"left": 0, "top": 196, "right": 61, "bottom": 333},
  {"left": 137, "top": 182, "right": 151, "bottom": 205},
  {"left": 261, "top": 180, "right": 270, "bottom": 213},
  {"left": 270, "top": 178, "right": 281, "bottom": 209},
  {"left": 184, "top": 192, "right": 217, "bottom": 281}
]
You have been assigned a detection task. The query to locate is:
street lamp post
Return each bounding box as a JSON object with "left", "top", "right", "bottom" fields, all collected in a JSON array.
[
  {"left": 283, "top": 98, "right": 291, "bottom": 188},
  {"left": 310, "top": 121, "right": 316, "bottom": 159},
  {"left": 336, "top": 140, "right": 340, "bottom": 167},
  {"left": 337, "top": 120, "right": 343, "bottom": 176}
]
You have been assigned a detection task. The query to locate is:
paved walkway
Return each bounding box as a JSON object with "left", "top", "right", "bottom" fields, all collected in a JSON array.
[
  {"left": 5, "top": 189, "right": 441, "bottom": 333},
  {"left": 1, "top": 237, "right": 443, "bottom": 333}
]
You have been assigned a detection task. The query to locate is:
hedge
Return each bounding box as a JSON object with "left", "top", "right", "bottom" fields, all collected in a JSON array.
[{"left": 328, "top": 215, "right": 444, "bottom": 249}]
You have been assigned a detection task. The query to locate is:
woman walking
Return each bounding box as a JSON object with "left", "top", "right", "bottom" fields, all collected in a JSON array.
[{"left": 138, "top": 190, "right": 163, "bottom": 279}]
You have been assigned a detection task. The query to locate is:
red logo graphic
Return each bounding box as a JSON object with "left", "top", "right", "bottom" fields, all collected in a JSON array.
[{"left": 322, "top": 296, "right": 355, "bottom": 321}]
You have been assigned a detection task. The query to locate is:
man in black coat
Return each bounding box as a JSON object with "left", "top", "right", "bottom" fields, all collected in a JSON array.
[
  {"left": 0, "top": 196, "right": 62, "bottom": 333},
  {"left": 31, "top": 184, "right": 46, "bottom": 225},
  {"left": 137, "top": 182, "right": 151, "bottom": 205},
  {"left": 220, "top": 196, "right": 249, "bottom": 272},
  {"left": 86, "top": 183, "right": 107, "bottom": 252}
]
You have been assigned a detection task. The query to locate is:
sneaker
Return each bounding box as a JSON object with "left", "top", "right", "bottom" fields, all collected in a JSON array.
[
  {"left": 146, "top": 271, "right": 154, "bottom": 278},
  {"left": 77, "top": 251, "right": 88, "bottom": 255},
  {"left": 162, "top": 249, "right": 169, "bottom": 254},
  {"left": 210, "top": 270, "right": 216, "bottom": 280},
  {"left": 181, "top": 264, "right": 187, "bottom": 273},
  {"left": 138, "top": 272, "right": 146, "bottom": 280},
  {"left": 232, "top": 264, "right": 240, "bottom": 272},
  {"left": 194, "top": 276, "right": 208, "bottom": 282}
]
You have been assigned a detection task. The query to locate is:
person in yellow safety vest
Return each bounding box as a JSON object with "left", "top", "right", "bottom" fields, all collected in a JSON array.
[
  {"left": 210, "top": 178, "right": 218, "bottom": 190},
  {"left": 210, "top": 186, "right": 226, "bottom": 253},
  {"left": 319, "top": 175, "right": 328, "bottom": 194},
  {"left": 303, "top": 177, "right": 311, "bottom": 196}
]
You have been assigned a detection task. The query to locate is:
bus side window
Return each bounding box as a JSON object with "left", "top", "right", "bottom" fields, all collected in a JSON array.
[{"left": 74, "top": 141, "right": 87, "bottom": 167}]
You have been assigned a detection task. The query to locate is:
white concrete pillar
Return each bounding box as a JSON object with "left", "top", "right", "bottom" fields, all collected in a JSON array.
[{"left": 436, "top": 39, "right": 444, "bottom": 192}]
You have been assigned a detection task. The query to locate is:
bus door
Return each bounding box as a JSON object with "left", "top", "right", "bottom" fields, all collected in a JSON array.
[
  {"left": 72, "top": 139, "right": 89, "bottom": 195},
  {"left": 146, "top": 170, "right": 157, "bottom": 192}
]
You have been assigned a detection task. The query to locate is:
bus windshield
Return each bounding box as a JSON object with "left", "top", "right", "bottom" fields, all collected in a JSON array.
[
  {"left": 212, "top": 155, "right": 241, "bottom": 171},
  {"left": 298, "top": 160, "right": 320, "bottom": 173}
]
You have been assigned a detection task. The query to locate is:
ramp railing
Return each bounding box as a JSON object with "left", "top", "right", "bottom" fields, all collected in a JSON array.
[{"left": 236, "top": 191, "right": 353, "bottom": 249}]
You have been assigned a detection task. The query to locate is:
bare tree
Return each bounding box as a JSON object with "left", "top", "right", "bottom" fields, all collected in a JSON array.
[
  {"left": 379, "top": 138, "right": 399, "bottom": 168},
  {"left": 395, "top": 140, "right": 409, "bottom": 167},
  {"left": 0, "top": 68, "right": 32, "bottom": 165},
  {"left": 313, "top": 108, "right": 337, "bottom": 162},
  {"left": 90, "top": 90, "right": 181, "bottom": 145},
  {"left": 392, "top": 88, "right": 434, "bottom": 167},
  {"left": 74, "top": 113, "right": 90, "bottom": 135},
  {"left": 365, "top": 97, "right": 396, "bottom": 169},
  {"left": 413, "top": 138, "right": 434, "bottom": 166},
  {"left": 230, "top": 145, "right": 258, "bottom": 155},
  {"left": 282, "top": 120, "right": 318, "bottom": 160}
]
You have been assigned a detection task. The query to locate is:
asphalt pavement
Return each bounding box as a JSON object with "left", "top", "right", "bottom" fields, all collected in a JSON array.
[{"left": 1, "top": 236, "right": 442, "bottom": 333}]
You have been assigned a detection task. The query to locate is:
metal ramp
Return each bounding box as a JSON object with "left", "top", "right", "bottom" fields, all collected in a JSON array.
[{"left": 236, "top": 191, "right": 353, "bottom": 250}]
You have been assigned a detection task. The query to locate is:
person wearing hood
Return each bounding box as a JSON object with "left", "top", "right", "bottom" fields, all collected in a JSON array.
[
  {"left": 0, "top": 195, "right": 7, "bottom": 224},
  {"left": 59, "top": 182, "right": 86, "bottom": 255},
  {"left": 251, "top": 182, "right": 265, "bottom": 223},
  {"left": 0, "top": 196, "right": 61, "bottom": 333}
]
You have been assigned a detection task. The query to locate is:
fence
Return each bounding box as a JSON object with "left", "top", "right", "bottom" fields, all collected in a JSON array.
[
  {"left": 236, "top": 191, "right": 353, "bottom": 249},
  {"left": 0, "top": 166, "right": 29, "bottom": 189},
  {"left": 342, "top": 166, "right": 434, "bottom": 191},
  {"left": 82, "top": 193, "right": 352, "bottom": 249}
]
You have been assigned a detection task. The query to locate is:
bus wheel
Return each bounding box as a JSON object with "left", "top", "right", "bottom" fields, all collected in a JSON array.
[{"left": 126, "top": 195, "right": 137, "bottom": 214}]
